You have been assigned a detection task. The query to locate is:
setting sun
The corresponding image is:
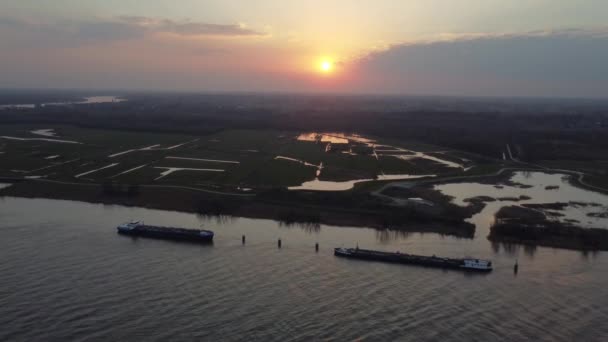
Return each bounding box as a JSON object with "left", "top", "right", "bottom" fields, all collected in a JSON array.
[{"left": 319, "top": 60, "right": 333, "bottom": 73}]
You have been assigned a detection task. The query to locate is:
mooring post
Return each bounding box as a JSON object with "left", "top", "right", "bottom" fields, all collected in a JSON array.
[
  {"left": 315, "top": 242, "right": 319, "bottom": 252},
  {"left": 514, "top": 260, "right": 519, "bottom": 274},
  {"left": 278, "top": 238, "right": 282, "bottom": 249},
  {"left": 242, "top": 235, "right": 246, "bottom": 245}
]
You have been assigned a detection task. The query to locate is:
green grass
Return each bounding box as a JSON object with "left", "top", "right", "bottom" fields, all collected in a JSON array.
[{"left": 1, "top": 124, "right": 490, "bottom": 189}]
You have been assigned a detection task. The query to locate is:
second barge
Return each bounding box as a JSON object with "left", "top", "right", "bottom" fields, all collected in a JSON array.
[
  {"left": 117, "top": 221, "right": 214, "bottom": 243},
  {"left": 334, "top": 247, "right": 492, "bottom": 272}
]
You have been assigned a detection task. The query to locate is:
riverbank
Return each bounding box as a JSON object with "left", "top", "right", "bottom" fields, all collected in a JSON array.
[
  {"left": 3, "top": 167, "right": 607, "bottom": 250},
  {"left": 489, "top": 206, "right": 608, "bottom": 251},
  {"left": 374, "top": 167, "right": 608, "bottom": 196},
  {"left": 0, "top": 180, "right": 476, "bottom": 238}
]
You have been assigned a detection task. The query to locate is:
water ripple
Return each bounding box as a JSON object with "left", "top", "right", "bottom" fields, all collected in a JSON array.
[{"left": 1, "top": 197, "right": 608, "bottom": 341}]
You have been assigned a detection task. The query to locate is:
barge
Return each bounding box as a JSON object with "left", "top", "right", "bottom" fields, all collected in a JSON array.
[
  {"left": 117, "top": 221, "right": 214, "bottom": 243},
  {"left": 334, "top": 247, "right": 492, "bottom": 272}
]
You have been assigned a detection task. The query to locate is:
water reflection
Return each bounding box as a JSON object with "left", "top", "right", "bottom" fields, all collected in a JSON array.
[
  {"left": 296, "top": 133, "right": 349, "bottom": 144},
  {"left": 289, "top": 174, "right": 434, "bottom": 191},
  {"left": 490, "top": 241, "right": 537, "bottom": 258},
  {"left": 579, "top": 249, "right": 600, "bottom": 260},
  {"left": 435, "top": 171, "right": 608, "bottom": 231},
  {"left": 290, "top": 131, "right": 469, "bottom": 190},
  {"left": 278, "top": 221, "right": 321, "bottom": 234},
  {"left": 375, "top": 229, "right": 413, "bottom": 243},
  {"left": 2, "top": 196, "right": 608, "bottom": 342},
  {"left": 116, "top": 233, "right": 215, "bottom": 247},
  {"left": 196, "top": 213, "right": 238, "bottom": 226},
  {"left": 523, "top": 244, "right": 537, "bottom": 257}
]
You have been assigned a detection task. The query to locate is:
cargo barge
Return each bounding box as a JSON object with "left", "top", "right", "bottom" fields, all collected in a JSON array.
[
  {"left": 334, "top": 247, "right": 492, "bottom": 272},
  {"left": 117, "top": 221, "right": 214, "bottom": 243}
]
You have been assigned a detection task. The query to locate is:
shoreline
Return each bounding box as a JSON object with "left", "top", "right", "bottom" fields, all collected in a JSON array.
[
  {"left": 489, "top": 205, "right": 608, "bottom": 251},
  {"left": 0, "top": 180, "right": 476, "bottom": 238},
  {"left": 2, "top": 165, "right": 606, "bottom": 251},
  {"left": 373, "top": 167, "right": 608, "bottom": 195}
]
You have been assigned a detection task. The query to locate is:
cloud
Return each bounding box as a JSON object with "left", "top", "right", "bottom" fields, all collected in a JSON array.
[
  {"left": 0, "top": 15, "right": 264, "bottom": 48},
  {"left": 351, "top": 29, "right": 608, "bottom": 97},
  {"left": 119, "top": 16, "right": 263, "bottom": 37}
]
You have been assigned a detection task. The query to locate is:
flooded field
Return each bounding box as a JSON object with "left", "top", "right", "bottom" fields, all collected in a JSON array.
[
  {"left": 297, "top": 133, "right": 349, "bottom": 144},
  {"left": 287, "top": 131, "right": 469, "bottom": 190},
  {"left": 0, "top": 126, "right": 474, "bottom": 190},
  {"left": 289, "top": 174, "right": 434, "bottom": 191},
  {"left": 436, "top": 172, "right": 608, "bottom": 231}
]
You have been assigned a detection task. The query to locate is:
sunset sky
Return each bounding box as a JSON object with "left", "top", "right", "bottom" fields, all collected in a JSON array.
[{"left": 1, "top": 0, "right": 608, "bottom": 97}]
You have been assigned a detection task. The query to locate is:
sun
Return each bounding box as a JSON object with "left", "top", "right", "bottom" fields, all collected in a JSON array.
[{"left": 319, "top": 59, "right": 333, "bottom": 73}]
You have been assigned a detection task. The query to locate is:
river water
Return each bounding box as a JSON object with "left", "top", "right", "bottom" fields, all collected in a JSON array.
[
  {"left": 436, "top": 171, "right": 608, "bottom": 230},
  {"left": 1, "top": 190, "right": 607, "bottom": 340}
]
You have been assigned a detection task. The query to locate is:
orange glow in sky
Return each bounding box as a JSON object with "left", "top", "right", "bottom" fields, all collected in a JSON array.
[
  {"left": 318, "top": 59, "right": 334, "bottom": 74},
  {"left": 2, "top": 1, "right": 605, "bottom": 96}
]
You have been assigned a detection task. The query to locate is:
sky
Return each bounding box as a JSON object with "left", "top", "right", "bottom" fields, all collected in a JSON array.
[{"left": 1, "top": 0, "right": 608, "bottom": 97}]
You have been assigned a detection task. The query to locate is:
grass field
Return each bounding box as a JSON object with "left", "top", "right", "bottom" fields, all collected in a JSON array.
[{"left": 0, "top": 124, "right": 485, "bottom": 190}]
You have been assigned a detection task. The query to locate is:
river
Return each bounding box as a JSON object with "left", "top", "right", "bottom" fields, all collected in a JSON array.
[{"left": 1, "top": 192, "right": 607, "bottom": 341}]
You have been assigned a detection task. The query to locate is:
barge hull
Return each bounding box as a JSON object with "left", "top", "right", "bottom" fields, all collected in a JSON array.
[
  {"left": 117, "top": 223, "right": 214, "bottom": 243},
  {"left": 334, "top": 248, "right": 492, "bottom": 272}
]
